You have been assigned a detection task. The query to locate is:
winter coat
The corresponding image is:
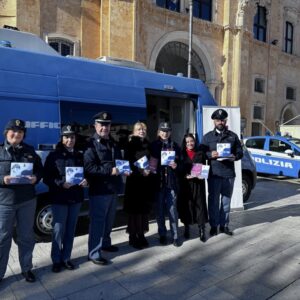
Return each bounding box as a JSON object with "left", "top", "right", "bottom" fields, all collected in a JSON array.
[
  {"left": 84, "top": 133, "right": 122, "bottom": 195},
  {"left": 201, "top": 128, "right": 243, "bottom": 178},
  {"left": 150, "top": 138, "right": 181, "bottom": 193},
  {"left": 0, "top": 140, "right": 43, "bottom": 205},
  {"left": 178, "top": 148, "right": 208, "bottom": 225},
  {"left": 123, "top": 136, "right": 154, "bottom": 214},
  {"left": 43, "top": 143, "right": 85, "bottom": 205}
]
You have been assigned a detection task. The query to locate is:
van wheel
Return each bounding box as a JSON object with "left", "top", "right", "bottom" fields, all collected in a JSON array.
[
  {"left": 34, "top": 196, "right": 53, "bottom": 242},
  {"left": 242, "top": 174, "right": 252, "bottom": 202}
]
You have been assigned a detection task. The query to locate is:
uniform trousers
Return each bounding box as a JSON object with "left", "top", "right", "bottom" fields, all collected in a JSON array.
[
  {"left": 207, "top": 176, "right": 235, "bottom": 227},
  {"left": 51, "top": 203, "right": 82, "bottom": 264},
  {"left": 0, "top": 199, "right": 36, "bottom": 279},
  {"left": 156, "top": 187, "right": 178, "bottom": 240},
  {"left": 88, "top": 194, "right": 117, "bottom": 259}
]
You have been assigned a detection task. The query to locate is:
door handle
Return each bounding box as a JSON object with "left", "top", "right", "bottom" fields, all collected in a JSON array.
[{"left": 266, "top": 153, "right": 272, "bottom": 156}]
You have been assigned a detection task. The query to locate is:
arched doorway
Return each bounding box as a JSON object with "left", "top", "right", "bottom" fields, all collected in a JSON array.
[{"left": 155, "top": 41, "right": 206, "bottom": 81}]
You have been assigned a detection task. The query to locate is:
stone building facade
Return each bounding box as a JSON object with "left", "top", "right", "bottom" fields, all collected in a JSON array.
[{"left": 1, "top": 0, "right": 300, "bottom": 136}]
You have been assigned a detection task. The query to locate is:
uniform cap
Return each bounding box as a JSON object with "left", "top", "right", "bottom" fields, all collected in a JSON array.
[
  {"left": 5, "top": 119, "right": 26, "bottom": 132},
  {"left": 159, "top": 122, "right": 171, "bottom": 132},
  {"left": 61, "top": 125, "right": 76, "bottom": 136},
  {"left": 211, "top": 109, "right": 228, "bottom": 120},
  {"left": 93, "top": 111, "right": 112, "bottom": 123}
]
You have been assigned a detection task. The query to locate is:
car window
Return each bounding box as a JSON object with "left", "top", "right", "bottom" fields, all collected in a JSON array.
[
  {"left": 269, "top": 139, "right": 292, "bottom": 153},
  {"left": 290, "top": 138, "right": 300, "bottom": 146},
  {"left": 245, "top": 138, "right": 265, "bottom": 149}
]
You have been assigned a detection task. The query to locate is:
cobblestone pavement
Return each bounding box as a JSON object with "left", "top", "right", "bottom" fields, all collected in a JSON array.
[{"left": 1, "top": 177, "right": 300, "bottom": 300}]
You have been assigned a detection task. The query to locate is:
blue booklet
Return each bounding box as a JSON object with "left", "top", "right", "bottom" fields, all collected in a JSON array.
[
  {"left": 134, "top": 156, "right": 149, "bottom": 169},
  {"left": 161, "top": 150, "right": 175, "bottom": 166},
  {"left": 10, "top": 162, "right": 33, "bottom": 184},
  {"left": 66, "top": 167, "right": 84, "bottom": 185},
  {"left": 217, "top": 143, "right": 231, "bottom": 158},
  {"left": 115, "top": 160, "right": 131, "bottom": 175}
]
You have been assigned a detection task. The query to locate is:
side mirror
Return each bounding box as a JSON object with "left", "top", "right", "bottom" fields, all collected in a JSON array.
[{"left": 285, "top": 149, "right": 294, "bottom": 157}]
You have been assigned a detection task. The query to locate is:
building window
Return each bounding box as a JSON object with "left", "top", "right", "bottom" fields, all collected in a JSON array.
[
  {"left": 285, "top": 22, "right": 293, "bottom": 54},
  {"left": 286, "top": 87, "right": 296, "bottom": 100},
  {"left": 253, "top": 5, "right": 267, "bottom": 42},
  {"left": 156, "top": 0, "right": 180, "bottom": 12},
  {"left": 254, "top": 78, "right": 265, "bottom": 93},
  {"left": 48, "top": 38, "right": 74, "bottom": 56},
  {"left": 253, "top": 105, "right": 264, "bottom": 120},
  {"left": 193, "top": 0, "right": 212, "bottom": 21}
]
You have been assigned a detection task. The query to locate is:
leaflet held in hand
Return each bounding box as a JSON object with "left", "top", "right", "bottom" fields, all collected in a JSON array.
[
  {"left": 10, "top": 162, "right": 33, "bottom": 184},
  {"left": 217, "top": 143, "right": 231, "bottom": 157},
  {"left": 134, "top": 156, "right": 149, "bottom": 169},
  {"left": 66, "top": 167, "right": 84, "bottom": 185},
  {"left": 161, "top": 150, "right": 175, "bottom": 166},
  {"left": 190, "top": 163, "right": 210, "bottom": 179},
  {"left": 115, "top": 160, "right": 131, "bottom": 175}
]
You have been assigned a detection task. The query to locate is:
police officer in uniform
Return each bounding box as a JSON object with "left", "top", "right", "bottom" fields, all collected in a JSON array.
[
  {"left": 84, "top": 112, "right": 122, "bottom": 265},
  {"left": 0, "top": 119, "right": 43, "bottom": 283},
  {"left": 202, "top": 109, "right": 243, "bottom": 236}
]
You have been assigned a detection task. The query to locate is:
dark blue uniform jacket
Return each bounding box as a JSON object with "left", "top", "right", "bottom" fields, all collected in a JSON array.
[
  {"left": 0, "top": 140, "right": 43, "bottom": 205},
  {"left": 84, "top": 133, "right": 122, "bottom": 195},
  {"left": 201, "top": 129, "right": 243, "bottom": 178}
]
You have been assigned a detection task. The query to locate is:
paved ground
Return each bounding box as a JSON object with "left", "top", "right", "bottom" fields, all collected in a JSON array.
[{"left": 1, "top": 177, "right": 300, "bottom": 300}]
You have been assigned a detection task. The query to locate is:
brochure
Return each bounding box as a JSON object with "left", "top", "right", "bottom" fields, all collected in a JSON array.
[
  {"left": 217, "top": 143, "right": 231, "bottom": 158},
  {"left": 66, "top": 167, "right": 84, "bottom": 185},
  {"left": 161, "top": 150, "right": 175, "bottom": 166},
  {"left": 134, "top": 156, "right": 149, "bottom": 170},
  {"left": 190, "top": 163, "right": 210, "bottom": 179},
  {"left": 10, "top": 162, "right": 33, "bottom": 184},
  {"left": 115, "top": 160, "right": 131, "bottom": 175},
  {"left": 149, "top": 157, "right": 158, "bottom": 173}
]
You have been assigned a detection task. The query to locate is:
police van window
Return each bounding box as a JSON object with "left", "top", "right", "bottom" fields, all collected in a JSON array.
[
  {"left": 269, "top": 139, "right": 292, "bottom": 153},
  {"left": 245, "top": 138, "right": 265, "bottom": 149}
]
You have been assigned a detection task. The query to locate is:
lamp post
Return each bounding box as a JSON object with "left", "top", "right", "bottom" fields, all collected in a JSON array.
[{"left": 187, "top": 0, "right": 193, "bottom": 78}]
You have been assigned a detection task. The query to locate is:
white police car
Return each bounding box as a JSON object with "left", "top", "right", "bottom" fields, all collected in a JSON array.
[{"left": 244, "top": 136, "right": 300, "bottom": 178}]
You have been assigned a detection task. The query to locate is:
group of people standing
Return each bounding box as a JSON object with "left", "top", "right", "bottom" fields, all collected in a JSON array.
[{"left": 0, "top": 108, "right": 243, "bottom": 283}]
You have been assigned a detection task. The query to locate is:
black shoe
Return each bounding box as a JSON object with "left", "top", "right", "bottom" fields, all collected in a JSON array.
[
  {"left": 22, "top": 270, "right": 36, "bottom": 283},
  {"left": 62, "top": 261, "right": 75, "bottom": 270},
  {"left": 159, "top": 236, "right": 168, "bottom": 245},
  {"left": 102, "top": 245, "right": 119, "bottom": 252},
  {"left": 184, "top": 225, "right": 190, "bottom": 239},
  {"left": 199, "top": 229, "right": 207, "bottom": 242},
  {"left": 173, "top": 239, "right": 181, "bottom": 247},
  {"left": 52, "top": 263, "right": 62, "bottom": 273},
  {"left": 88, "top": 256, "right": 108, "bottom": 265},
  {"left": 210, "top": 227, "right": 218, "bottom": 236},
  {"left": 220, "top": 226, "right": 233, "bottom": 236},
  {"left": 138, "top": 235, "right": 149, "bottom": 248}
]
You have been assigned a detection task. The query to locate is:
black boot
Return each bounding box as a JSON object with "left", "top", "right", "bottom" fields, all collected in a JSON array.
[
  {"left": 184, "top": 225, "right": 190, "bottom": 239},
  {"left": 199, "top": 225, "right": 206, "bottom": 242},
  {"left": 138, "top": 234, "right": 149, "bottom": 248},
  {"left": 129, "top": 234, "right": 143, "bottom": 249}
]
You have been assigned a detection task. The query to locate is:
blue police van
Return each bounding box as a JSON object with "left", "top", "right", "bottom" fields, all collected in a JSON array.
[
  {"left": 0, "top": 28, "right": 256, "bottom": 240},
  {"left": 244, "top": 136, "right": 300, "bottom": 178}
]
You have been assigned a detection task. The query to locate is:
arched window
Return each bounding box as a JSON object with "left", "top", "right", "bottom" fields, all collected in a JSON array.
[
  {"left": 253, "top": 5, "right": 267, "bottom": 42},
  {"left": 48, "top": 38, "right": 74, "bottom": 56},
  {"left": 285, "top": 22, "right": 293, "bottom": 54}
]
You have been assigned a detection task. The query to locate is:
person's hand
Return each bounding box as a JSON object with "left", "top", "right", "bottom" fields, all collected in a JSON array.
[
  {"left": 79, "top": 179, "right": 88, "bottom": 187},
  {"left": 211, "top": 151, "right": 219, "bottom": 159},
  {"left": 3, "top": 175, "right": 13, "bottom": 185},
  {"left": 63, "top": 182, "right": 72, "bottom": 189},
  {"left": 143, "top": 169, "right": 150, "bottom": 176},
  {"left": 111, "top": 167, "right": 119, "bottom": 176},
  {"left": 169, "top": 161, "right": 177, "bottom": 169},
  {"left": 27, "top": 175, "right": 37, "bottom": 184}
]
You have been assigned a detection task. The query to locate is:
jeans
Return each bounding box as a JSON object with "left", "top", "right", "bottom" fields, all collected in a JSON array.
[
  {"left": 51, "top": 203, "right": 82, "bottom": 264},
  {"left": 88, "top": 194, "right": 117, "bottom": 259},
  {"left": 0, "top": 199, "right": 36, "bottom": 279},
  {"left": 156, "top": 187, "right": 178, "bottom": 240},
  {"left": 208, "top": 177, "right": 235, "bottom": 227}
]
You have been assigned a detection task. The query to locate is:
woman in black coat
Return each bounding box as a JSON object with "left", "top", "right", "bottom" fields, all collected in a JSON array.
[
  {"left": 178, "top": 133, "right": 208, "bottom": 242},
  {"left": 124, "top": 122, "right": 153, "bottom": 249},
  {"left": 44, "top": 125, "right": 87, "bottom": 273}
]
